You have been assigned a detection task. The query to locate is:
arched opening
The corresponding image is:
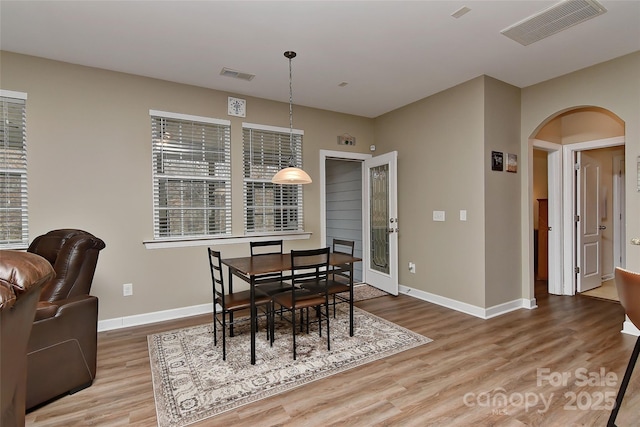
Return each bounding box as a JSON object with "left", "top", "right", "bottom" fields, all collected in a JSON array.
[{"left": 529, "top": 106, "right": 625, "bottom": 301}]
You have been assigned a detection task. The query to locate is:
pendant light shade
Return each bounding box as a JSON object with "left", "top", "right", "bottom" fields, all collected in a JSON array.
[
  {"left": 271, "top": 166, "right": 313, "bottom": 184},
  {"left": 272, "top": 50, "right": 312, "bottom": 185}
]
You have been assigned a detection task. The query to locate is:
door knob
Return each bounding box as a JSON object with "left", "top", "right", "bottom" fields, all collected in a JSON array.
[{"left": 599, "top": 225, "right": 606, "bottom": 230}]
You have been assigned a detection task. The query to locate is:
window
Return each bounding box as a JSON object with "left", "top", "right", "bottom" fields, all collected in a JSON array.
[
  {"left": 150, "top": 110, "right": 231, "bottom": 239},
  {"left": 243, "top": 123, "right": 304, "bottom": 233},
  {"left": 0, "top": 91, "right": 28, "bottom": 249}
]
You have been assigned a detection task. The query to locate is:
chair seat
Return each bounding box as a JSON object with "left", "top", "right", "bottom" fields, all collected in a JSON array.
[
  {"left": 272, "top": 289, "right": 327, "bottom": 310},
  {"left": 300, "top": 279, "right": 350, "bottom": 296},
  {"left": 255, "top": 280, "right": 291, "bottom": 296},
  {"left": 216, "top": 289, "right": 271, "bottom": 312}
]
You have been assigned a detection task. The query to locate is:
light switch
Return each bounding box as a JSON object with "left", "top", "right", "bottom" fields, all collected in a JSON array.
[
  {"left": 460, "top": 210, "right": 467, "bottom": 221},
  {"left": 433, "top": 210, "right": 445, "bottom": 222}
]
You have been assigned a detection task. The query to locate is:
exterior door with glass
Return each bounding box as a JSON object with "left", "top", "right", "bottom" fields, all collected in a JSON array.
[{"left": 364, "top": 151, "right": 398, "bottom": 295}]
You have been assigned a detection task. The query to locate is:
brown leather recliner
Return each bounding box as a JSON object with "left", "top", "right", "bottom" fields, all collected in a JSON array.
[
  {"left": 25, "top": 229, "right": 106, "bottom": 410},
  {"left": 1, "top": 250, "right": 55, "bottom": 427}
]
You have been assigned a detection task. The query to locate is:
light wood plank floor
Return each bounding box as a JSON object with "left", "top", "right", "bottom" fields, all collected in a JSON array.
[{"left": 26, "top": 283, "right": 639, "bottom": 426}]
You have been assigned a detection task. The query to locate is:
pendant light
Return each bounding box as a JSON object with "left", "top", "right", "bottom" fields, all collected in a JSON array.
[{"left": 271, "top": 51, "right": 312, "bottom": 185}]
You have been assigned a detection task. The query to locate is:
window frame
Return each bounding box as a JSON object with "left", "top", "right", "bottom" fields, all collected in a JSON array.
[
  {"left": 0, "top": 90, "right": 29, "bottom": 250},
  {"left": 149, "top": 110, "right": 232, "bottom": 241}
]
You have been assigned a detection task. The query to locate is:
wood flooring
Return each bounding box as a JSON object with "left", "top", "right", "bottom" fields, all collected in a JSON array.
[{"left": 25, "top": 282, "right": 639, "bottom": 426}]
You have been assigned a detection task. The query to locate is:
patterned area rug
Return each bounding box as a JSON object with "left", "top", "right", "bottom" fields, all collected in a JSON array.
[
  {"left": 346, "top": 283, "right": 390, "bottom": 302},
  {"left": 148, "top": 304, "right": 431, "bottom": 427}
]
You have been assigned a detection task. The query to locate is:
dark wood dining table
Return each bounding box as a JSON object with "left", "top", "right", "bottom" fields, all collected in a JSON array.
[{"left": 221, "top": 251, "right": 362, "bottom": 365}]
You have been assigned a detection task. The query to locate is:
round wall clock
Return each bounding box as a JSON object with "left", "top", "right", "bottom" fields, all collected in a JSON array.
[{"left": 228, "top": 96, "right": 246, "bottom": 117}]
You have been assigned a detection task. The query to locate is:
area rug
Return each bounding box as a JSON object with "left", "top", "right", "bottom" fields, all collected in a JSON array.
[
  {"left": 346, "top": 283, "right": 390, "bottom": 302},
  {"left": 148, "top": 305, "right": 431, "bottom": 427}
]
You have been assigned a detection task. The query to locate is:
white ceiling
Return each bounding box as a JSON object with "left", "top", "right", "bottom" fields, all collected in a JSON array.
[{"left": 1, "top": 1, "right": 639, "bottom": 118}]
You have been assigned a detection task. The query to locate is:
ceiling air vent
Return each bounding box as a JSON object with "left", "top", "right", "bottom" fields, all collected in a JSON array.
[
  {"left": 220, "top": 67, "right": 255, "bottom": 81},
  {"left": 501, "top": 0, "right": 607, "bottom": 46}
]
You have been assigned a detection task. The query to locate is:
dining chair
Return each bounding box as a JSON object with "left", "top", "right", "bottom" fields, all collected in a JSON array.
[
  {"left": 607, "top": 267, "right": 640, "bottom": 426},
  {"left": 271, "top": 247, "right": 332, "bottom": 360},
  {"left": 301, "top": 238, "right": 355, "bottom": 318},
  {"left": 208, "top": 248, "right": 271, "bottom": 361},
  {"left": 249, "top": 240, "right": 290, "bottom": 296}
]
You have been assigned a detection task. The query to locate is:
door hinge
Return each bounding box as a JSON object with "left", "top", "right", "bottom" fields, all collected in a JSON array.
[
  {"left": 575, "top": 266, "right": 580, "bottom": 274},
  {"left": 574, "top": 215, "right": 580, "bottom": 222},
  {"left": 575, "top": 162, "right": 580, "bottom": 171}
]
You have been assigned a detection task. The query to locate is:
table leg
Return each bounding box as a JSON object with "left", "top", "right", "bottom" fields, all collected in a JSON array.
[{"left": 250, "top": 275, "right": 256, "bottom": 365}]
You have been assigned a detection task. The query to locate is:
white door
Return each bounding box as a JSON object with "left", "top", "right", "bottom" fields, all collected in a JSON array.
[
  {"left": 363, "top": 151, "right": 398, "bottom": 295},
  {"left": 576, "top": 151, "right": 602, "bottom": 292}
]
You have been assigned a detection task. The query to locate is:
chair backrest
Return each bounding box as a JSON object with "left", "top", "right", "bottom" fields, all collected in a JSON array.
[
  {"left": 250, "top": 240, "right": 283, "bottom": 256},
  {"left": 250, "top": 240, "right": 284, "bottom": 281},
  {"left": 615, "top": 267, "right": 640, "bottom": 329},
  {"left": 332, "top": 239, "right": 355, "bottom": 281},
  {"left": 208, "top": 248, "right": 226, "bottom": 307},
  {"left": 333, "top": 239, "right": 355, "bottom": 256},
  {"left": 291, "top": 247, "right": 330, "bottom": 293},
  {"left": 27, "top": 229, "right": 106, "bottom": 302}
]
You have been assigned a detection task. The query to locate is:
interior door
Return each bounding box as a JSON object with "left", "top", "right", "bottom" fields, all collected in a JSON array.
[
  {"left": 364, "top": 151, "right": 398, "bottom": 295},
  {"left": 576, "top": 151, "right": 602, "bottom": 292}
]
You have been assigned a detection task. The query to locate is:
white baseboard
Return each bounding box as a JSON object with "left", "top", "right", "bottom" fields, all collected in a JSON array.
[
  {"left": 98, "top": 303, "right": 214, "bottom": 332},
  {"left": 622, "top": 320, "right": 640, "bottom": 337},
  {"left": 398, "top": 284, "right": 536, "bottom": 320}
]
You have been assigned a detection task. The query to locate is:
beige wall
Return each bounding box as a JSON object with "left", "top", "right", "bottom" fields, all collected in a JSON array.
[
  {"left": 521, "top": 52, "right": 640, "bottom": 300},
  {"left": 483, "top": 77, "right": 521, "bottom": 307},
  {"left": 374, "top": 77, "right": 487, "bottom": 307},
  {"left": 537, "top": 107, "right": 624, "bottom": 144},
  {"left": 0, "top": 52, "right": 374, "bottom": 321}
]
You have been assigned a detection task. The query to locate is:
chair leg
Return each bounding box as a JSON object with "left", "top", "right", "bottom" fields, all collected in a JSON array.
[
  {"left": 325, "top": 300, "right": 331, "bottom": 351},
  {"left": 608, "top": 335, "right": 640, "bottom": 427},
  {"left": 222, "top": 312, "right": 227, "bottom": 361},
  {"left": 292, "top": 306, "right": 297, "bottom": 360},
  {"left": 213, "top": 311, "right": 218, "bottom": 347}
]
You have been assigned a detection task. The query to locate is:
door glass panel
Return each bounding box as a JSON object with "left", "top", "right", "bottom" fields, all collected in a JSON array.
[{"left": 370, "top": 164, "right": 389, "bottom": 274}]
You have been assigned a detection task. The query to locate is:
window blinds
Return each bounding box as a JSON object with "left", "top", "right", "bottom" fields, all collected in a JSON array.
[
  {"left": 151, "top": 111, "right": 231, "bottom": 238},
  {"left": 242, "top": 123, "right": 304, "bottom": 233},
  {"left": 0, "top": 94, "right": 28, "bottom": 248}
]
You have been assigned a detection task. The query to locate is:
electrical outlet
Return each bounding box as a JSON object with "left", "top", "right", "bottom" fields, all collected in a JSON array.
[
  {"left": 123, "top": 283, "right": 133, "bottom": 296},
  {"left": 433, "top": 210, "right": 445, "bottom": 222}
]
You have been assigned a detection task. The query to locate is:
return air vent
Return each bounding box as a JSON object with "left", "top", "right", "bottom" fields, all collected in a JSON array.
[
  {"left": 220, "top": 67, "right": 255, "bottom": 81},
  {"left": 501, "top": 0, "right": 607, "bottom": 46}
]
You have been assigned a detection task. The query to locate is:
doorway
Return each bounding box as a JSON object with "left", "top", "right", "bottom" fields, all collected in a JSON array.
[
  {"left": 530, "top": 107, "right": 625, "bottom": 298},
  {"left": 319, "top": 149, "right": 399, "bottom": 295}
]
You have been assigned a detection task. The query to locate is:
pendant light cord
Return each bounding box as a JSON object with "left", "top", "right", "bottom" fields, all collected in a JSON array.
[{"left": 285, "top": 51, "right": 297, "bottom": 168}]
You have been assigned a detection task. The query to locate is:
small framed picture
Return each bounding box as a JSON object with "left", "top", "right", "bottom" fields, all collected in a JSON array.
[
  {"left": 491, "top": 151, "right": 503, "bottom": 171},
  {"left": 506, "top": 153, "right": 518, "bottom": 173}
]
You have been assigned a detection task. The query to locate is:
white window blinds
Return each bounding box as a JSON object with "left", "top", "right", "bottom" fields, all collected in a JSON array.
[
  {"left": 0, "top": 92, "right": 28, "bottom": 249},
  {"left": 151, "top": 111, "right": 231, "bottom": 239},
  {"left": 243, "top": 123, "right": 304, "bottom": 233}
]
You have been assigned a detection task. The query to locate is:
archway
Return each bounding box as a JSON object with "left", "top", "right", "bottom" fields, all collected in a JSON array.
[{"left": 528, "top": 106, "right": 625, "bottom": 299}]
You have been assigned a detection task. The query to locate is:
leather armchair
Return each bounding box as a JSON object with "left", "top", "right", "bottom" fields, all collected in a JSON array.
[
  {"left": 25, "top": 229, "right": 105, "bottom": 410},
  {"left": 1, "top": 250, "right": 55, "bottom": 427}
]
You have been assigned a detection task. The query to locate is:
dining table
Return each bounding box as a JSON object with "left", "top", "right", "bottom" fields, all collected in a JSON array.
[{"left": 221, "top": 251, "right": 362, "bottom": 365}]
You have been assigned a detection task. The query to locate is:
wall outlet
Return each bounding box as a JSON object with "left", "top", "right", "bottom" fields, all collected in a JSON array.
[
  {"left": 408, "top": 262, "right": 416, "bottom": 273},
  {"left": 123, "top": 283, "right": 133, "bottom": 296},
  {"left": 433, "top": 210, "right": 445, "bottom": 221}
]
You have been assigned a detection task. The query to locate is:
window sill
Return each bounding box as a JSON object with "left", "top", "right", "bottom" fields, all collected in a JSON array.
[{"left": 143, "top": 231, "right": 312, "bottom": 250}]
